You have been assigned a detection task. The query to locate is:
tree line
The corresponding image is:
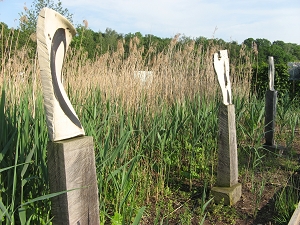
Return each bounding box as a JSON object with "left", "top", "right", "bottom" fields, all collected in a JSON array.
[{"left": 1, "top": 0, "right": 300, "bottom": 98}]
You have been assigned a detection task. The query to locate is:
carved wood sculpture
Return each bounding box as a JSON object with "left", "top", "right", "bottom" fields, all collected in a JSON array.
[
  {"left": 213, "top": 50, "right": 232, "bottom": 105},
  {"left": 37, "top": 8, "right": 85, "bottom": 141},
  {"left": 268, "top": 56, "right": 275, "bottom": 91},
  {"left": 264, "top": 56, "right": 277, "bottom": 147},
  {"left": 212, "top": 49, "right": 241, "bottom": 205}
]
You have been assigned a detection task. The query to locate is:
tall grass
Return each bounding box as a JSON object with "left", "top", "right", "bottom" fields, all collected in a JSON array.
[{"left": 2, "top": 22, "right": 299, "bottom": 224}]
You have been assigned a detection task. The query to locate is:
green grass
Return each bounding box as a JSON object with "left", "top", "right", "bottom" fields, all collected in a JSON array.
[{"left": 1, "top": 80, "right": 300, "bottom": 224}]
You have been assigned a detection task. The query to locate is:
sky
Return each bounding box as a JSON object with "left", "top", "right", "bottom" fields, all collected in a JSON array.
[{"left": 0, "top": 0, "right": 300, "bottom": 45}]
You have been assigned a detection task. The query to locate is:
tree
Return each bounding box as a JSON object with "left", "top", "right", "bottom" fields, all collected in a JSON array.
[
  {"left": 103, "top": 28, "right": 121, "bottom": 52},
  {"left": 243, "top": 38, "right": 255, "bottom": 49},
  {"left": 19, "top": 0, "right": 73, "bottom": 33}
]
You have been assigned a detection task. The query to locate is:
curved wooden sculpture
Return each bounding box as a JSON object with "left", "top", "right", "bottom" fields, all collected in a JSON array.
[
  {"left": 268, "top": 56, "right": 275, "bottom": 91},
  {"left": 37, "top": 8, "right": 85, "bottom": 141},
  {"left": 213, "top": 50, "right": 232, "bottom": 105}
]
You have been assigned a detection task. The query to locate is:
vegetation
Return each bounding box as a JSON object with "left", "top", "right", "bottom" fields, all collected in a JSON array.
[{"left": 0, "top": 0, "right": 300, "bottom": 224}]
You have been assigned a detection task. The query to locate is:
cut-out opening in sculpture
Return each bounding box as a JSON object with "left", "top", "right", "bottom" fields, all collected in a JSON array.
[{"left": 213, "top": 50, "right": 232, "bottom": 105}]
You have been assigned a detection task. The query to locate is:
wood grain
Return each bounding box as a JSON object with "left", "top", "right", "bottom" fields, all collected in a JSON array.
[
  {"left": 216, "top": 104, "right": 239, "bottom": 187},
  {"left": 47, "top": 136, "right": 100, "bottom": 225}
]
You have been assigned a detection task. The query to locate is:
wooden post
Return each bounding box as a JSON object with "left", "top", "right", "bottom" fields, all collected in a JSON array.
[
  {"left": 48, "top": 136, "right": 100, "bottom": 225},
  {"left": 212, "top": 50, "right": 241, "bottom": 205},
  {"left": 264, "top": 56, "right": 277, "bottom": 149},
  {"left": 265, "top": 90, "right": 277, "bottom": 146},
  {"left": 216, "top": 104, "right": 238, "bottom": 187},
  {"left": 211, "top": 104, "right": 242, "bottom": 205}
]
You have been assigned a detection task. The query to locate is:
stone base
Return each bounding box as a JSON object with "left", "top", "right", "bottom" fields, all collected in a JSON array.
[
  {"left": 263, "top": 144, "right": 277, "bottom": 151},
  {"left": 263, "top": 144, "right": 286, "bottom": 154},
  {"left": 211, "top": 183, "right": 242, "bottom": 205}
]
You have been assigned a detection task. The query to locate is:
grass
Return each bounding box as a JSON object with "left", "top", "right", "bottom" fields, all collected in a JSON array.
[{"left": 1, "top": 22, "right": 300, "bottom": 224}]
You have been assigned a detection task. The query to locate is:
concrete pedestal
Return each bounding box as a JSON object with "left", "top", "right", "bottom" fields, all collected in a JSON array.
[{"left": 211, "top": 183, "right": 242, "bottom": 206}]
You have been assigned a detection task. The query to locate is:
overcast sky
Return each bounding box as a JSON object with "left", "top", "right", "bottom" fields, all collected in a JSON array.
[{"left": 1, "top": 0, "right": 299, "bottom": 44}]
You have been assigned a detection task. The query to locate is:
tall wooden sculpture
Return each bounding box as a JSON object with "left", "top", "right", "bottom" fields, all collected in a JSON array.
[
  {"left": 264, "top": 56, "right": 277, "bottom": 149},
  {"left": 37, "top": 7, "right": 85, "bottom": 142},
  {"left": 211, "top": 50, "right": 242, "bottom": 205},
  {"left": 37, "top": 8, "right": 100, "bottom": 224}
]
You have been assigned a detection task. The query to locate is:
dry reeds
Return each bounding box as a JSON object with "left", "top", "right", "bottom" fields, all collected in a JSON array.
[
  {"left": 1, "top": 24, "right": 253, "bottom": 113},
  {"left": 62, "top": 34, "right": 253, "bottom": 113}
]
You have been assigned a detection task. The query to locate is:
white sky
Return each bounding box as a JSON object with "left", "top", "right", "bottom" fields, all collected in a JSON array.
[{"left": 1, "top": 0, "right": 300, "bottom": 44}]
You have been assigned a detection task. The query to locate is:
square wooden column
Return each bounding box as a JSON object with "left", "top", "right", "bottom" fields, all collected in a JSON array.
[
  {"left": 47, "top": 136, "right": 100, "bottom": 225},
  {"left": 264, "top": 90, "right": 277, "bottom": 147},
  {"left": 211, "top": 104, "right": 241, "bottom": 205}
]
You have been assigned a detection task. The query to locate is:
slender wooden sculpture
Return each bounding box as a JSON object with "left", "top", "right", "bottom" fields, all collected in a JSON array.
[
  {"left": 268, "top": 56, "right": 275, "bottom": 92},
  {"left": 211, "top": 50, "right": 241, "bottom": 205},
  {"left": 37, "top": 7, "right": 85, "bottom": 141},
  {"left": 37, "top": 8, "right": 100, "bottom": 224},
  {"left": 264, "top": 56, "right": 277, "bottom": 148},
  {"left": 213, "top": 50, "right": 232, "bottom": 105}
]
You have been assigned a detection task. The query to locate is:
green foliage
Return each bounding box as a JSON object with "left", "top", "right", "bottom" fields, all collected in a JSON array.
[
  {"left": 274, "top": 178, "right": 300, "bottom": 225},
  {"left": 0, "top": 88, "right": 51, "bottom": 224},
  {"left": 19, "top": 0, "right": 73, "bottom": 33},
  {"left": 207, "top": 198, "right": 239, "bottom": 224},
  {"left": 251, "top": 63, "right": 291, "bottom": 98}
]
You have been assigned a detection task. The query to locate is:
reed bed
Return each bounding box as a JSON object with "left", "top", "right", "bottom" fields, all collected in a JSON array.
[{"left": 1, "top": 24, "right": 299, "bottom": 224}]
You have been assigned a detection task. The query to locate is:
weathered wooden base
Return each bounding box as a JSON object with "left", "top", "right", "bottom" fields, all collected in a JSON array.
[
  {"left": 216, "top": 104, "right": 238, "bottom": 187},
  {"left": 212, "top": 104, "right": 241, "bottom": 205},
  {"left": 47, "top": 136, "right": 100, "bottom": 225},
  {"left": 211, "top": 183, "right": 242, "bottom": 205},
  {"left": 265, "top": 90, "right": 277, "bottom": 147}
]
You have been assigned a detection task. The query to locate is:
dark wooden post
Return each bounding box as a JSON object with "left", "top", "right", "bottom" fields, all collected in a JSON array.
[
  {"left": 265, "top": 90, "right": 277, "bottom": 146},
  {"left": 264, "top": 56, "right": 277, "bottom": 149}
]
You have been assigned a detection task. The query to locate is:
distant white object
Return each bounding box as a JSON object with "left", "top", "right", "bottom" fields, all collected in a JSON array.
[
  {"left": 37, "top": 8, "right": 85, "bottom": 141},
  {"left": 213, "top": 50, "right": 232, "bottom": 105},
  {"left": 288, "top": 62, "right": 300, "bottom": 80},
  {"left": 18, "top": 72, "right": 25, "bottom": 82},
  {"left": 268, "top": 56, "right": 275, "bottom": 91},
  {"left": 133, "top": 71, "right": 153, "bottom": 86}
]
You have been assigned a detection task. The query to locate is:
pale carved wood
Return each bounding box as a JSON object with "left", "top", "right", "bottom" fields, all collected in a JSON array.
[
  {"left": 37, "top": 8, "right": 85, "bottom": 141},
  {"left": 268, "top": 56, "right": 275, "bottom": 91},
  {"left": 213, "top": 50, "right": 232, "bottom": 105}
]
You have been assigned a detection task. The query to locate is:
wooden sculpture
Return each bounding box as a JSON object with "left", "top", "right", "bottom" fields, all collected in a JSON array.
[
  {"left": 37, "top": 8, "right": 100, "bottom": 224},
  {"left": 212, "top": 50, "right": 241, "bottom": 205},
  {"left": 213, "top": 50, "right": 232, "bottom": 105},
  {"left": 37, "top": 8, "right": 85, "bottom": 141},
  {"left": 268, "top": 56, "right": 275, "bottom": 91}
]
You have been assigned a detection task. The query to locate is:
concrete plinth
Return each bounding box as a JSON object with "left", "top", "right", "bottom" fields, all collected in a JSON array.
[{"left": 211, "top": 183, "right": 242, "bottom": 205}]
